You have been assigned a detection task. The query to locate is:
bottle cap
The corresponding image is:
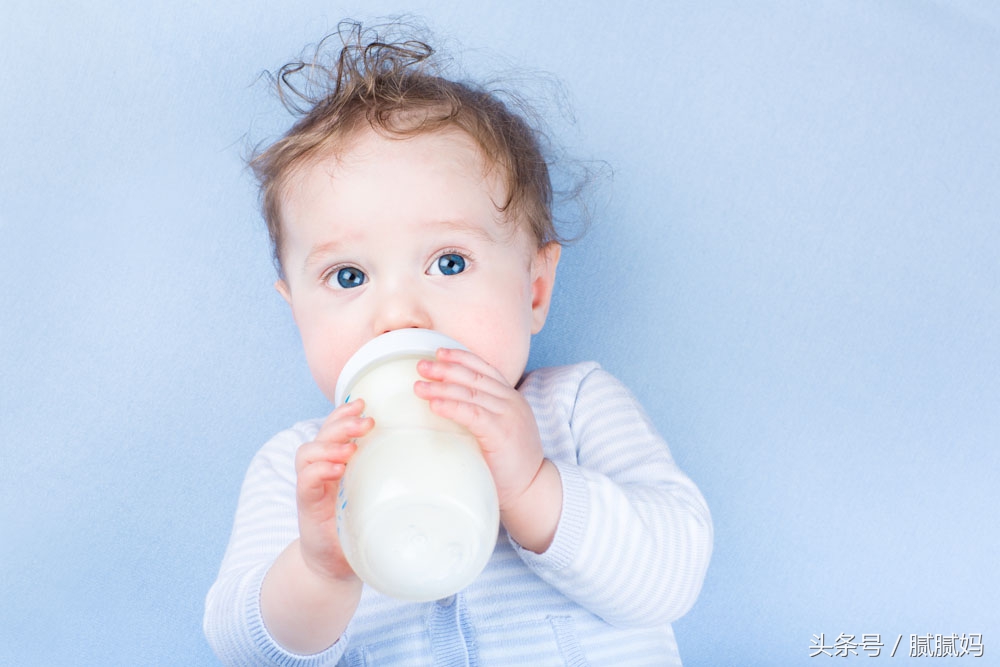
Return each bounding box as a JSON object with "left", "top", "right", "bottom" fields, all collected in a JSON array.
[{"left": 334, "top": 328, "right": 469, "bottom": 405}]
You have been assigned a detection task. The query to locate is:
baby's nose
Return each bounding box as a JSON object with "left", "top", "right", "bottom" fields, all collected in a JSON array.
[{"left": 374, "top": 288, "right": 433, "bottom": 335}]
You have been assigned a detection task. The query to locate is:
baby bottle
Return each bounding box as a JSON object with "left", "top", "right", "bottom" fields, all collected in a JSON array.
[{"left": 334, "top": 328, "right": 500, "bottom": 602}]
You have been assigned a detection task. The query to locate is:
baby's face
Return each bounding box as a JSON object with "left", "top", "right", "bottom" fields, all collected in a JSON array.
[{"left": 275, "top": 127, "right": 559, "bottom": 403}]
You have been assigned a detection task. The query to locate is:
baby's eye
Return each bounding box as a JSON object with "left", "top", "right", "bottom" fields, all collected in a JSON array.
[
  {"left": 430, "top": 253, "right": 467, "bottom": 276},
  {"left": 328, "top": 266, "right": 366, "bottom": 289}
]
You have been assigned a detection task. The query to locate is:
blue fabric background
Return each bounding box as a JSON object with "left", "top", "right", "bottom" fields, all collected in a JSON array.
[{"left": 2, "top": 1, "right": 997, "bottom": 664}]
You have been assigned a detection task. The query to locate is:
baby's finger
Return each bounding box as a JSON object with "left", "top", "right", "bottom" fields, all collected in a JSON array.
[
  {"left": 416, "top": 358, "right": 508, "bottom": 400},
  {"left": 436, "top": 348, "right": 509, "bottom": 384},
  {"left": 423, "top": 395, "right": 501, "bottom": 436},
  {"left": 316, "top": 399, "right": 367, "bottom": 435},
  {"left": 296, "top": 460, "right": 346, "bottom": 506},
  {"left": 316, "top": 411, "right": 374, "bottom": 445},
  {"left": 413, "top": 377, "right": 506, "bottom": 413},
  {"left": 296, "top": 439, "right": 358, "bottom": 471},
  {"left": 297, "top": 459, "right": 348, "bottom": 487}
]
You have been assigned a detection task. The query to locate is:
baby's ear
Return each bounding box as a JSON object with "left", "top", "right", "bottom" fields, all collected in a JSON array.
[
  {"left": 275, "top": 279, "right": 293, "bottom": 305},
  {"left": 530, "top": 242, "right": 561, "bottom": 334}
]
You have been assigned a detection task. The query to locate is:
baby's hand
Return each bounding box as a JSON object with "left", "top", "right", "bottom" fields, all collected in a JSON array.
[
  {"left": 294, "top": 399, "right": 372, "bottom": 582},
  {"left": 414, "top": 348, "right": 545, "bottom": 513}
]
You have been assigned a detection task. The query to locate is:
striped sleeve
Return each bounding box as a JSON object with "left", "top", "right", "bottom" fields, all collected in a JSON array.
[
  {"left": 515, "top": 364, "right": 713, "bottom": 628},
  {"left": 203, "top": 420, "right": 350, "bottom": 666}
]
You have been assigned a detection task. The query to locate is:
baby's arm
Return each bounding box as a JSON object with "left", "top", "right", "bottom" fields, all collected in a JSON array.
[
  {"left": 413, "top": 353, "right": 712, "bottom": 627},
  {"left": 259, "top": 399, "right": 369, "bottom": 654},
  {"left": 204, "top": 402, "right": 370, "bottom": 664},
  {"left": 516, "top": 364, "right": 713, "bottom": 627}
]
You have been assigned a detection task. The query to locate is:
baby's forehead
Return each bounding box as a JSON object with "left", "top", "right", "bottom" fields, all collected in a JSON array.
[
  {"left": 328, "top": 125, "right": 494, "bottom": 174},
  {"left": 284, "top": 127, "right": 538, "bottom": 239},
  {"left": 278, "top": 128, "right": 538, "bottom": 252}
]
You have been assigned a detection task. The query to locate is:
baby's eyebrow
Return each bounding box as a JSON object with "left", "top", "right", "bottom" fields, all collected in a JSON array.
[
  {"left": 303, "top": 240, "right": 343, "bottom": 270},
  {"left": 427, "top": 218, "right": 498, "bottom": 243},
  {"left": 301, "top": 219, "right": 501, "bottom": 272}
]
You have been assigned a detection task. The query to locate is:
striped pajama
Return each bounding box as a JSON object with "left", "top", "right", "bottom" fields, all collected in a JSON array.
[{"left": 205, "top": 362, "right": 712, "bottom": 666}]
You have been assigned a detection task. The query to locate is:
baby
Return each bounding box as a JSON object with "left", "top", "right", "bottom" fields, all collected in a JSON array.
[{"left": 205, "top": 22, "right": 712, "bottom": 666}]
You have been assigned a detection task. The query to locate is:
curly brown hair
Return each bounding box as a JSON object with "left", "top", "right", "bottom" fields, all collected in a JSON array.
[{"left": 251, "top": 20, "right": 561, "bottom": 277}]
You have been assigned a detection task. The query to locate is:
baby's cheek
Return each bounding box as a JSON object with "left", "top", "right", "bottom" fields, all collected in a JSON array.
[
  {"left": 303, "top": 347, "right": 345, "bottom": 403},
  {"left": 487, "top": 335, "right": 532, "bottom": 387}
]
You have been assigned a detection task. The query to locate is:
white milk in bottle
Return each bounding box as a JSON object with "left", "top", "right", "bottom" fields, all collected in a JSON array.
[{"left": 334, "top": 329, "right": 500, "bottom": 601}]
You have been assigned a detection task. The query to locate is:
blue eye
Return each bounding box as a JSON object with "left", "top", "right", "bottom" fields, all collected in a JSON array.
[
  {"left": 435, "top": 253, "right": 466, "bottom": 276},
  {"left": 332, "top": 267, "right": 366, "bottom": 289}
]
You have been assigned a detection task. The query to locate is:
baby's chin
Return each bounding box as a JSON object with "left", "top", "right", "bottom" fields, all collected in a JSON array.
[
  {"left": 492, "top": 362, "right": 529, "bottom": 390},
  {"left": 314, "top": 376, "right": 345, "bottom": 408},
  {"left": 492, "top": 349, "right": 532, "bottom": 389}
]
